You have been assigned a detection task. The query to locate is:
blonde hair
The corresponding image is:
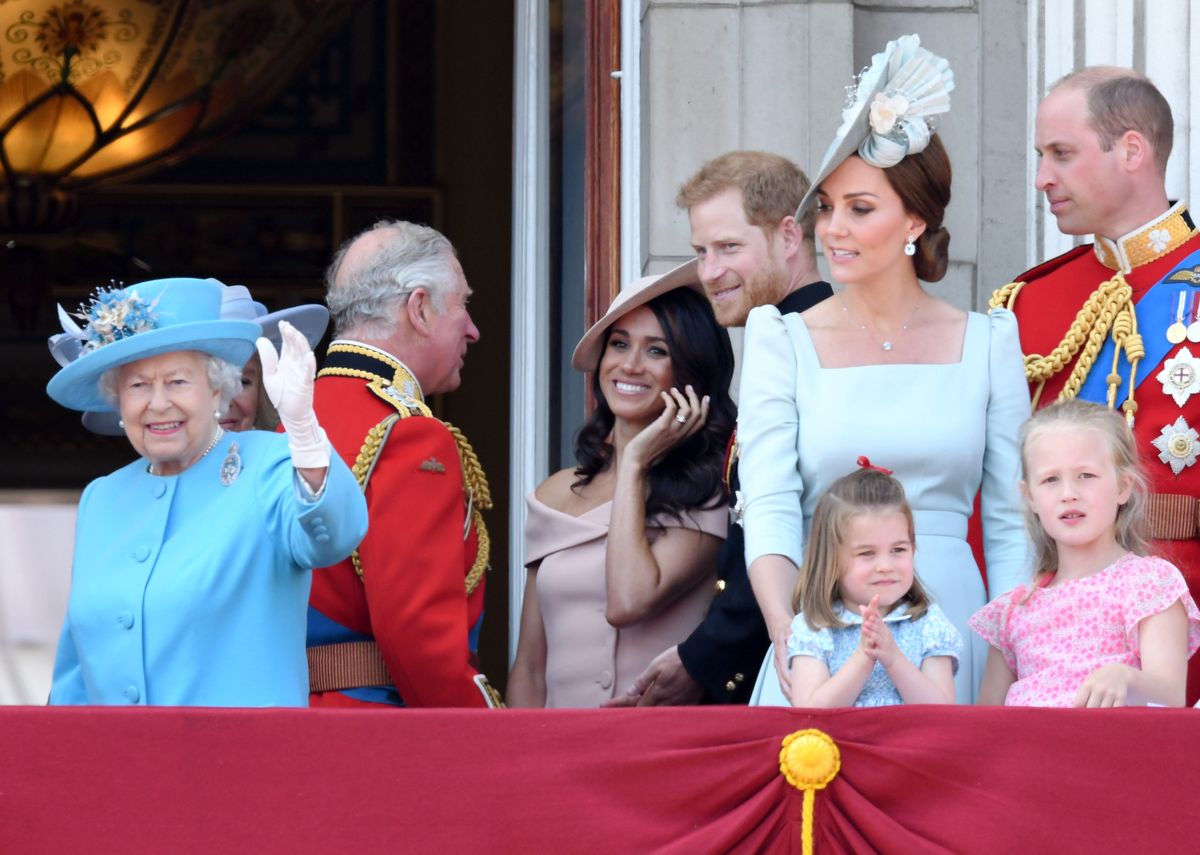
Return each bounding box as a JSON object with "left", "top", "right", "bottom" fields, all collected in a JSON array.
[
  {"left": 1020, "top": 400, "right": 1149, "bottom": 579},
  {"left": 793, "top": 467, "right": 932, "bottom": 630}
]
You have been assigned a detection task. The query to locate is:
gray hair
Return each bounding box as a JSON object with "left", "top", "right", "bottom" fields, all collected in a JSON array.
[
  {"left": 99, "top": 353, "right": 243, "bottom": 414},
  {"left": 326, "top": 220, "right": 458, "bottom": 338}
]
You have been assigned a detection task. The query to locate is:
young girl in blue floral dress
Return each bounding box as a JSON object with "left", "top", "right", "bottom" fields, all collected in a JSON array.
[{"left": 784, "top": 463, "right": 962, "bottom": 708}]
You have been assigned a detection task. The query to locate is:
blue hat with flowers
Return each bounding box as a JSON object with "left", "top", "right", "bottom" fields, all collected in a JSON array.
[
  {"left": 47, "top": 278, "right": 261, "bottom": 412},
  {"left": 795, "top": 34, "right": 954, "bottom": 218},
  {"left": 56, "top": 281, "right": 330, "bottom": 435}
]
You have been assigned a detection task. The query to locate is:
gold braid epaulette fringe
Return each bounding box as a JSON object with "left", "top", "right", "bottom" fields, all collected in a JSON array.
[
  {"left": 446, "top": 422, "right": 493, "bottom": 596},
  {"left": 990, "top": 274, "right": 1142, "bottom": 424},
  {"left": 346, "top": 415, "right": 492, "bottom": 594},
  {"left": 349, "top": 415, "right": 400, "bottom": 580}
]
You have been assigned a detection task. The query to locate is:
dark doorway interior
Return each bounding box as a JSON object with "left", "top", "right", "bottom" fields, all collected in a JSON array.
[{"left": 0, "top": 0, "right": 515, "bottom": 693}]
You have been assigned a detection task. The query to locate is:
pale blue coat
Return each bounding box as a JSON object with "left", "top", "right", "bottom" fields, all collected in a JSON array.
[{"left": 50, "top": 430, "right": 368, "bottom": 707}]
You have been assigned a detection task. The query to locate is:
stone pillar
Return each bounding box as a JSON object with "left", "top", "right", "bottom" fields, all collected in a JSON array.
[
  {"left": 638, "top": 0, "right": 1032, "bottom": 311},
  {"left": 640, "top": 0, "right": 854, "bottom": 274}
]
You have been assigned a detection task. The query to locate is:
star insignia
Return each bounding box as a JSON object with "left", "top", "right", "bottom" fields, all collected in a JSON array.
[
  {"left": 731, "top": 489, "right": 746, "bottom": 527},
  {"left": 1156, "top": 346, "right": 1200, "bottom": 406},
  {"left": 1152, "top": 417, "right": 1200, "bottom": 476}
]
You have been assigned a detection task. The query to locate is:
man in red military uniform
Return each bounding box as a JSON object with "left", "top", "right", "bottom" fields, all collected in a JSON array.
[
  {"left": 306, "top": 220, "right": 499, "bottom": 707},
  {"left": 992, "top": 67, "right": 1200, "bottom": 703}
]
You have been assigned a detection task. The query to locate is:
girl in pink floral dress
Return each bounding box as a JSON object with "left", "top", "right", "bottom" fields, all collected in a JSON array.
[{"left": 971, "top": 400, "right": 1200, "bottom": 707}]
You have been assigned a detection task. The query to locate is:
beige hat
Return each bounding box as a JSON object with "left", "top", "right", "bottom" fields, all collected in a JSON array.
[{"left": 571, "top": 259, "right": 703, "bottom": 371}]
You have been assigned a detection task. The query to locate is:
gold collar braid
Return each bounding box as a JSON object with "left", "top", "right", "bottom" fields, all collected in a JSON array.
[
  {"left": 990, "top": 273, "right": 1143, "bottom": 424},
  {"left": 1093, "top": 202, "right": 1195, "bottom": 271}
]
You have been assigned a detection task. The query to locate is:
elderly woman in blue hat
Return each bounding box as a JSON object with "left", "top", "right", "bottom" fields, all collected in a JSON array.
[
  {"left": 738, "top": 35, "right": 1029, "bottom": 706},
  {"left": 50, "top": 281, "right": 331, "bottom": 436},
  {"left": 45, "top": 278, "right": 368, "bottom": 707}
]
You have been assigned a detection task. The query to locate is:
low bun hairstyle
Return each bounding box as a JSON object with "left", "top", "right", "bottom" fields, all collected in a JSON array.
[
  {"left": 915, "top": 226, "right": 950, "bottom": 282},
  {"left": 882, "top": 133, "right": 952, "bottom": 283}
]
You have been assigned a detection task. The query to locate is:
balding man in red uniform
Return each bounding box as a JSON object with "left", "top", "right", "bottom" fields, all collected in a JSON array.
[{"left": 306, "top": 220, "right": 499, "bottom": 708}]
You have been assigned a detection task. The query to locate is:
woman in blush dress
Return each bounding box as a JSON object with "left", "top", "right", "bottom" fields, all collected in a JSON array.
[{"left": 508, "top": 261, "right": 737, "bottom": 707}]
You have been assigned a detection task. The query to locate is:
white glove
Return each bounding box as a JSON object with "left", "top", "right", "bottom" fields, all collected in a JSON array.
[{"left": 256, "top": 320, "right": 329, "bottom": 469}]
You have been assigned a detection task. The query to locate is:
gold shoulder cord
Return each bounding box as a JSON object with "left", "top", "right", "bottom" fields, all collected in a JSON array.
[
  {"left": 347, "top": 414, "right": 492, "bottom": 595},
  {"left": 445, "top": 422, "right": 493, "bottom": 596},
  {"left": 349, "top": 415, "right": 401, "bottom": 580},
  {"left": 990, "top": 274, "right": 1142, "bottom": 424}
]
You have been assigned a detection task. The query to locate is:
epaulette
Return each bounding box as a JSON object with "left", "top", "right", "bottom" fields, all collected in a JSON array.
[
  {"left": 317, "top": 342, "right": 433, "bottom": 419},
  {"left": 1012, "top": 243, "right": 1093, "bottom": 285},
  {"left": 348, "top": 414, "right": 401, "bottom": 580},
  {"left": 989, "top": 245, "right": 1094, "bottom": 313}
]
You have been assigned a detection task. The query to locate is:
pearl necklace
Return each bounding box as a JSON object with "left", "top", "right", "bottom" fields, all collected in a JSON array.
[
  {"left": 148, "top": 427, "right": 225, "bottom": 476},
  {"left": 840, "top": 294, "right": 924, "bottom": 352}
]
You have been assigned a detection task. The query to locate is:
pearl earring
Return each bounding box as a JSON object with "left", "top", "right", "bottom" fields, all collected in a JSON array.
[
  {"left": 214, "top": 410, "right": 221, "bottom": 421},
  {"left": 904, "top": 235, "right": 917, "bottom": 257},
  {"left": 118, "top": 419, "right": 125, "bottom": 429}
]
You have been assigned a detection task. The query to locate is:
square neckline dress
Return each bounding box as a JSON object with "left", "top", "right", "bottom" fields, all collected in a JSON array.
[{"left": 738, "top": 306, "right": 1030, "bottom": 705}]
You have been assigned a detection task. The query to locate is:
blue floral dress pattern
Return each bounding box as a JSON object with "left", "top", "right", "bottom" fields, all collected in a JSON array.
[{"left": 786, "top": 602, "right": 963, "bottom": 707}]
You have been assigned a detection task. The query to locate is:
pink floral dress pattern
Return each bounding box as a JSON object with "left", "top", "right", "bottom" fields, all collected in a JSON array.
[{"left": 969, "top": 554, "right": 1200, "bottom": 707}]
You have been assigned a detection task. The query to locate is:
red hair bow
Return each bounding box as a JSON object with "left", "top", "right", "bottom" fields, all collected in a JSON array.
[{"left": 856, "top": 455, "right": 894, "bottom": 476}]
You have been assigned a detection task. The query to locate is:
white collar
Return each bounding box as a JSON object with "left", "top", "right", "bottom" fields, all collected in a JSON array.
[{"left": 834, "top": 601, "right": 912, "bottom": 625}]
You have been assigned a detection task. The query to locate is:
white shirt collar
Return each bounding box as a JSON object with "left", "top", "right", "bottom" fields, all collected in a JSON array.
[{"left": 834, "top": 601, "right": 912, "bottom": 625}]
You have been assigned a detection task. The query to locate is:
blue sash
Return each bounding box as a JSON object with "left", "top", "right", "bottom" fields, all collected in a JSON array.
[{"left": 1077, "top": 246, "right": 1200, "bottom": 404}]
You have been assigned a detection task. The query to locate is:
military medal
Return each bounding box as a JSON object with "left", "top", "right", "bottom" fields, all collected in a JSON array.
[
  {"left": 1167, "top": 290, "right": 1188, "bottom": 344},
  {"left": 220, "top": 442, "right": 242, "bottom": 486},
  {"left": 1187, "top": 292, "right": 1200, "bottom": 343},
  {"left": 1152, "top": 417, "right": 1200, "bottom": 476},
  {"left": 1157, "top": 347, "right": 1200, "bottom": 406}
]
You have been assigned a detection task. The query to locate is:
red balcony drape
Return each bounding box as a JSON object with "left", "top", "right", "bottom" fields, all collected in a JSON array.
[{"left": 2, "top": 705, "right": 1195, "bottom": 854}]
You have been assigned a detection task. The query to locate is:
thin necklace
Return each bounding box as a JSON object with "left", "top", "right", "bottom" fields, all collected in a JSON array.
[
  {"left": 148, "top": 426, "right": 225, "bottom": 476},
  {"left": 841, "top": 293, "right": 923, "bottom": 352}
]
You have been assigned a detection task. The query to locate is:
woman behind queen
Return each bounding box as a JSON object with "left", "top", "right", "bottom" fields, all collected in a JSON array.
[
  {"left": 740, "top": 34, "right": 1030, "bottom": 704},
  {"left": 45, "top": 278, "right": 367, "bottom": 706}
]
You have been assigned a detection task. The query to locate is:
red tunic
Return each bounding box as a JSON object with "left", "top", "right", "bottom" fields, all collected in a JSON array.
[
  {"left": 307, "top": 342, "right": 492, "bottom": 708},
  {"left": 1000, "top": 204, "right": 1200, "bottom": 702}
]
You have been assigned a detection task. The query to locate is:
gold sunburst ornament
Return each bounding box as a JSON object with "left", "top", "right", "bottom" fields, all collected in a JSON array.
[{"left": 779, "top": 729, "right": 841, "bottom": 855}]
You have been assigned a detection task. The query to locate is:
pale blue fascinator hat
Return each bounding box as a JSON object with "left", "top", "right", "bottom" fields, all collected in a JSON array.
[
  {"left": 795, "top": 34, "right": 955, "bottom": 218},
  {"left": 48, "top": 280, "right": 330, "bottom": 433},
  {"left": 46, "top": 278, "right": 261, "bottom": 413}
]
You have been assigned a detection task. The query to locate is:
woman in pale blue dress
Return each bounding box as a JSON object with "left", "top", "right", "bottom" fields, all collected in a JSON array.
[{"left": 740, "top": 35, "right": 1029, "bottom": 705}]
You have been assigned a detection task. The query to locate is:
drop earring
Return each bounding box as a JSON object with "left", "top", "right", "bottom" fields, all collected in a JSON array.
[{"left": 904, "top": 235, "right": 917, "bottom": 257}]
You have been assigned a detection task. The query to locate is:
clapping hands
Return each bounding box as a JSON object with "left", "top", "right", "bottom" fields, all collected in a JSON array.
[{"left": 858, "top": 595, "right": 900, "bottom": 669}]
